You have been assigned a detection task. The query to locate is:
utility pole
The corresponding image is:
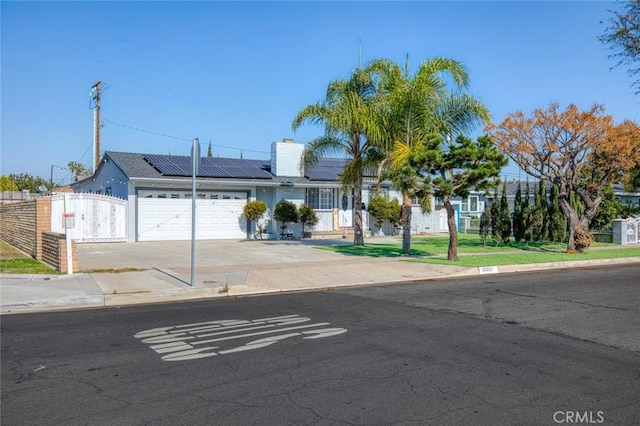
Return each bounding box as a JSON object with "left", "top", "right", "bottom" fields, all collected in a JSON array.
[{"left": 91, "top": 81, "right": 102, "bottom": 173}]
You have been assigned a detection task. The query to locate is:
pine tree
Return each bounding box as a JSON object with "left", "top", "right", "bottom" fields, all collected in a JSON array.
[
  {"left": 207, "top": 141, "right": 213, "bottom": 158},
  {"left": 547, "top": 184, "right": 567, "bottom": 242},
  {"left": 512, "top": 183, "right": 524, "bottom": 243},
  {"left": 498, "top": 182, "right": 512, "bottom": 245}
]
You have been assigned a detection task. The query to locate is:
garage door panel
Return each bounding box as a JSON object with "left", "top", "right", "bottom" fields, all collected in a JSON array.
[{"left": 137, "top": 193, "right": 247, "bottom": 241}]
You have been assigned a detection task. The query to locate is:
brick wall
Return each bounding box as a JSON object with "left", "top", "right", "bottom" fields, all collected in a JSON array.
[
  {"left": 42, "top": 232, "right": 79, "bottom": 273},
  {"left": 1, "top": 199, "right": 36, "bottom": 255},
  {"left": 1, "top": 197, "right": 78, "bottom": 272}
]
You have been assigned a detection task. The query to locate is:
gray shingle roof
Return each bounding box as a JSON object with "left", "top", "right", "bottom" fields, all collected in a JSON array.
[
  {"left": 107, "top": 152, "right": 162, "bottom": 179},
  {"left": 104, "top": 151, "right": 349, "bottom": 182}
]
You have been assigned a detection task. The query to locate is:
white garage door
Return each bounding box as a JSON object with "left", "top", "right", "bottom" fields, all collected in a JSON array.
[{"left": 137, "top": 190, "right": 247, "bottom": 241}]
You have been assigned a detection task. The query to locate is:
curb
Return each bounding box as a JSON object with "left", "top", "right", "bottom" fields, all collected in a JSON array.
[
  {"left": 1, "top": 295, "right": 105, "bottom": 314},
  {"left": 2, "top": 257, "right": 639, "bottom": 313}
]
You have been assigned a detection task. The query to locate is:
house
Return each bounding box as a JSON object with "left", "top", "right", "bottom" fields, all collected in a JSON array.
[{"left": 71, "top": 139, "right": 479, "bottom": 242}]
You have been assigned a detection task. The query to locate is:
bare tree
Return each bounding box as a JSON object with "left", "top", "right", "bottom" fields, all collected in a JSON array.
[{"left": 487, "top": 103, "right": 640, "bottom": 252}]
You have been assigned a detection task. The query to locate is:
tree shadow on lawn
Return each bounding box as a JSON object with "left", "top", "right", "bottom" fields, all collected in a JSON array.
[
  {"left": 411, "top": 236, "right": 562, "bottom": 252},
  {"left": 327, "top": 237, "right": 568, "bottom": 258},
  {"left": 327, "top": 243, "right": 435, "bottom": 258}
]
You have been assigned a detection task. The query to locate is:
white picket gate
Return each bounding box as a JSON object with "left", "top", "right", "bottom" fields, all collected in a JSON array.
[
  {"left": 628, "top": 218, "right": 638, "bottom": 244},
  {"left": 51, "top": 193, "right": 127, "bottom": 242},
  {"left": 612, "top": 217, "right": 640, "bottom": 245}
]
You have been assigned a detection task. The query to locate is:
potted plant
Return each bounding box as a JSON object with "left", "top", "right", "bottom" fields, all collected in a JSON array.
[
  {"left": 243, "top": 200, "right": 268, "bottom": 239},
  {"left": 273, "top": 199, "right": 299, "bottom": 239},
  {"left": 299, "top": 204, "right": 319, "bottom": 238}
]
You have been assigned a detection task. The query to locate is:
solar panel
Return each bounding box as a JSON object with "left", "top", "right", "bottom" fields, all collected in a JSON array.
[
  {"left": 143, "top": 154, "right": 273, "bottom": 179},
  {"left": 306, "top": 159, "right": 346, "bottom": 181}
]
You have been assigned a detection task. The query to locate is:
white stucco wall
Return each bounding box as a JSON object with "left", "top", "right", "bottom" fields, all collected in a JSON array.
[{"left": 271, "top": 141, "right": 304, "bottom": 177}]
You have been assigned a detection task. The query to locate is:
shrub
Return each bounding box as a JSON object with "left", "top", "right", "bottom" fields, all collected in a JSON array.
[
  {"left": 368, "top": 192, "right": 401, "bottom": 233},
  {"left": 273, "top": 199, "right": 299, "bottom": 237},
  {"left": 299, "top": 204, "right": 319, "bottom": 236},
  {"left": 243, "top": 200, "right": 268, "bottom": 239}
]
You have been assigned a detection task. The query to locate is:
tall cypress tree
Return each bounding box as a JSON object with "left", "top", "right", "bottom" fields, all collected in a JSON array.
[
  {"left": 569, "top": 190, "right": 585, "bottom": 219},
  {"left": 479, "top": 206, "right": 491, "bottom": 248},
  {"left": 499, "top": 182, "right": 512, "bottom": 245},
  {"left": 512, "top": 183, "right": 524, "bottom": 243},
  {"left": 522, "top": 180, "right": 533, "bottom": 245},
  {"left": 547, "top": 183, "right": 567, "bottom": 242},
  {"left": 490, "top": 187, "right": 500, "bottom": 246},
  {"left": 531, "top": 181, "right": 546, "bottom": 241},
  {"left": 538, "top": 180, "right": 548, "bottom": 240}
]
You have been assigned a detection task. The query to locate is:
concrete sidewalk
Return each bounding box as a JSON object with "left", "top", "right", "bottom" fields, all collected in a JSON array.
[{"left": 2, "top": 237, "right": 639, "bottom": 314}]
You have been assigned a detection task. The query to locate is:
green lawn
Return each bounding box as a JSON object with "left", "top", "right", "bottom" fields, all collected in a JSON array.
[
  {"left": 320, "top": 233, "right": 598, "bottom": 257},
  {"left": 0, "top": 241, "right": 60, "bottom": 274},
  {"left": 0, "top": 258, "right": 60, "bottom": 275},
  {"left": 318, "top": 233, "right": 640, "bottom": 267},
  {"left": 411, "top": 247, "right": 640, "bottom": 268}
]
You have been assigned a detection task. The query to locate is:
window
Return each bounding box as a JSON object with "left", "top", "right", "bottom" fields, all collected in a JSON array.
[
  {"left": 171, "top": 193, "right": 180, "bottom": 199},
  {"left": 105, "top": 187, "right": 112, "bottom": 196},
  {"left": 157, "top": 193, "right": 167, "bottom": 199},
  {"left": 461, "top": 196, "right": 478, "bottom": 212},
  {"left": 307, "top": 188, "right": 333, "bottom": 209}
]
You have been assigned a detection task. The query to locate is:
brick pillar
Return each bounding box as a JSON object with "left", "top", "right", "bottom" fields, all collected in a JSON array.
[
  {"left": 58, "top": 237, "right": 80, "bottom": 273},
  {"left": 35, "top": 197, "right": 52, "bottom": 261}
]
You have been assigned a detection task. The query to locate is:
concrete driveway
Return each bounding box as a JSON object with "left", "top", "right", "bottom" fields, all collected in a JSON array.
[{"left": 76, "top": 238, "right": 356, "bottom": 271}]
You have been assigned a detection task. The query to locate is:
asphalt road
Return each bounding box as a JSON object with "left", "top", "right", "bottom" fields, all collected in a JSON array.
[{"left": 2, "top": 265, "right": 639, "bottom": 425}]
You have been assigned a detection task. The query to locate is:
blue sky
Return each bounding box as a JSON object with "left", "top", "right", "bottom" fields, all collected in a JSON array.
[{"left": 2, "top": 1, "right": 638, "bottom": 185}]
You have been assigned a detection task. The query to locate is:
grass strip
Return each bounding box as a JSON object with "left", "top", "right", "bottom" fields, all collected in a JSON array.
[
  {"left": 0, "top": 258, "right": 61, "bottom": 275},
  {"left": 410, "top": 247, "right": 640, "bottom": 268}
]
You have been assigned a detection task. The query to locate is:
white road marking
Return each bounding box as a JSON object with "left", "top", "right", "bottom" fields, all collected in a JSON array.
[{"left": 135, "top": 314, "right": 347, "bottom": 362}]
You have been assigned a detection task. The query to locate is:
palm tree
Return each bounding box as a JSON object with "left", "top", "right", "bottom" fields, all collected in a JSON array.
[
  {"left": 367, "top": 57, "right": 490, "bottom": 255},
  {"left": 292, "top": 67, "right": 384, "bottom": 246}
]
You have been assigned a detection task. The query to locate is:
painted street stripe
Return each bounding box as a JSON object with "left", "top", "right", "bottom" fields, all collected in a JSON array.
[
  {"left": 135, "top": 314, "right": 347, "bottom": 362},
  {"left": 193, "top": 323, "right": 331, "bottom": 345}
]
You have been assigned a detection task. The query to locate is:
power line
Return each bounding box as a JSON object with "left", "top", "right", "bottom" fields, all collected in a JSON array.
[
  {"left": 102, "top": 118, "right": 270, "bottom": 155},
  {"left": 103, "top": 118, "right": 191, "bottom": 142}
]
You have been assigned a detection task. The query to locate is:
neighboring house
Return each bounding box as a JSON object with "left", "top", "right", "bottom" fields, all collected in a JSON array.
[
  {"left": 613, "top": 184, "right": 640, "bottom": 208},
  {"left": 71, "top": 139, "right": 459, "bottom": 242}
]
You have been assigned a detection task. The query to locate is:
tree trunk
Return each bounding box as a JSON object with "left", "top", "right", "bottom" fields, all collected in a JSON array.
[
  {"left": 443, "top": 196, "right": 458, "bottom": 261},
  {"left": 401, "top": 193, "right": 412, "bottom": 255},
  {"left": 353, "top": 178, "right": 365, "bottom": 246},
  {"left": 573, "top": 189, "right": 602, "bottom": 253},
  {"left": 557, "top": 190, "right": 579, "bottom": 253},
  {"left": 558, "top": 184, "right": 601, "bottom": 253}
]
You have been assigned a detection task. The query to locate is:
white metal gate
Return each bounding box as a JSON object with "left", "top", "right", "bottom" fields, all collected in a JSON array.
[
  {"left": 628, "top": 218, "right": 638, "bottom": 244},
  {"left": 51, "top": 193, "right": 127, "bottom": 242}
]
